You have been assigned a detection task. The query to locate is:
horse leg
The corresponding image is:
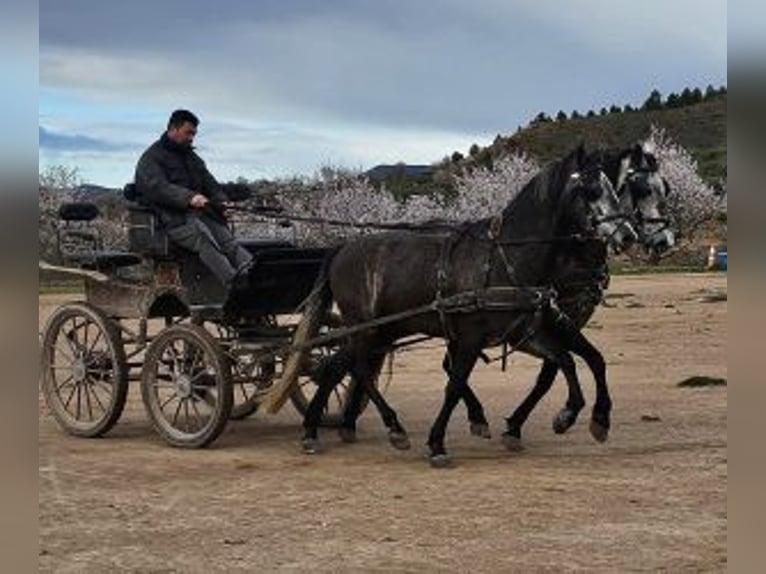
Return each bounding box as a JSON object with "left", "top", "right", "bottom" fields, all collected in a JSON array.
[
  {"left": 428, "top": 344, "right": 481, "bottom": 467},
  {"left": 442, "top": 345, "right": 490, "bottom": 439},
  {"left": 366, "top": 381, "right": 411, "bottom": 450},
  {"left": 568, "top": 331, "right": 611, "bottom": 442},
  {"left": 502, "top": 360, "right": 559, "bottom": 451},
  {"left": 301, "top": 347, "right": 353, "bottom": 453},
  {"left": 337, "top": 375, "right": 365, "bottom": 444},
  {"left": 339, "top": 352, "right": 410, "bottom": 449},
  {"left": 551, "top": 350, "right": 586, "bottom": 435}
]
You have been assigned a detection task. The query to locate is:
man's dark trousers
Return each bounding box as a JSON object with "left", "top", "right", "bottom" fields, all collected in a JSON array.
[{"left": 167, "top": 213, "right": 252, "bottom": 286}]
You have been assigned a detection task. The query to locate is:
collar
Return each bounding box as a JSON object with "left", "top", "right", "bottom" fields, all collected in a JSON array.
[{"left": 160, "top": 132, "right": 194, "bottom": 154}]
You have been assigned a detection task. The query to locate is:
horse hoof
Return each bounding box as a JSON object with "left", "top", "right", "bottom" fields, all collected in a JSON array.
[
  {"left": 501, "top": 432, "right": 524, "bottom": 452},
  {"left": 338, "top": 427, "right": 357, "bottom": 443},
  {"left": 553, "top": 409, "right": 577, "bottom": 434},
  {"left": 470, "top": 422, "right": 491, "bottom": 439},
  {"left": 301, "top": 438, "right": 322, "bottom": 454},
  {"left": 429, "top": 453, "right": 452, "bottom": 468},
  {"left": 389, "top": 431, "right": 411, "bottom": 450},
  {"left": 589, "top": 419, "right": 610, "bottom": 443}
]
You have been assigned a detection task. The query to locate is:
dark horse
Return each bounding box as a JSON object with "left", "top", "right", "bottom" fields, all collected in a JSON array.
[
  {"left": 300, "top": 145, "right": 637, "bottom": 465},
  {"left": 338, "top": 143, "right": 675, "bottom": 453},
  {"left": 459, "top": 143, "right": 676, "bottom": 449}
]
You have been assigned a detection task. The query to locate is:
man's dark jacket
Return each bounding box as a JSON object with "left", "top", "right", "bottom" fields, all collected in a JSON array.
[{"left": 134, "top": 133, "right": 228, "bottom": 228}]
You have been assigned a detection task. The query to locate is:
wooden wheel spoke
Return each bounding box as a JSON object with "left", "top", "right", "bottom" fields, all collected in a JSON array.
[
  {"left": 171, "top": 398, "right": 184, "bottom": 427},
  {"left": 159, "top": 392, "right": 178, "bottom": 411},
  {"left": 75, "top": 384, "right": 82, "bottom": 420},
  {"left": 183, "top": 400, "right": 192, "bottom": 432},
  {"left": 86, "top": 377, "right": 108, "bottom": 414},
  {"left": 189, "top": 397, "right": 206, "bottom": 428},
  {"left": 91, "top": 378, "right": 114, "bottom": 396},
  {"left": 189, "top": 367, "right": 214, "bottom": 385},
  {"left": 238, "top": 382, "right": 253, "bottom": 402},
  {"left": 187, "top": 345, "right": 205, "bottom": 374},
  {"left": 53, "top": 340, "right": 76, "bottom": 362},
  {"left": 54, "top": 374, "right": 75, "bottom": 391},
  {"left": 61, "top": 380, "right": 78, "bottom": 410},
  {"left": 87, "top": 328, "right": 104, "bottom": 355},
  {"left": 50, "top": 364, "right": 74, "bottom": 372},
  {"left": 83, "top": 378, "right": 94, "bottom": 421}
]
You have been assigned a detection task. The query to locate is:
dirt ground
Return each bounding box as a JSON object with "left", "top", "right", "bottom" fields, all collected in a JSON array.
[{"left": 38, "top": 273, "right": 727, "bottom": 573}]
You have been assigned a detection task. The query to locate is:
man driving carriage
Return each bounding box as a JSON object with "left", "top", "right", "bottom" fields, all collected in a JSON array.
[{"left": 134, "top": 109, "right": 252, "bottom": 289}]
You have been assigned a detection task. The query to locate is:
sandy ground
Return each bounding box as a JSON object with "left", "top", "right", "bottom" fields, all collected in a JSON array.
[{"left": 39, "top": 273, "right": 727, "bottom": 573}]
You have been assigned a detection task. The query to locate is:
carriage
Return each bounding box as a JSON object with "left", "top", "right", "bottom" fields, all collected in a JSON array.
[
  {"left": 39, "top": 189, "right": 365, "bottom": 448},
  {"left": 40, "top": 145, "right": 670, "bottom": 463}
]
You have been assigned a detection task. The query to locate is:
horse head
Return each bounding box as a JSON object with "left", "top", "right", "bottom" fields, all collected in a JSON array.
[
  {"left": 559, "top": 145, "right": 637, "bottom": 252},
  {"left": 616, "top": 144, "right": 675, "bottom": 255}
]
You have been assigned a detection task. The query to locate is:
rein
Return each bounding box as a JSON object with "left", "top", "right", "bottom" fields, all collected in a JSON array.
[
  {"left": 226, "top": 203, "right": 629, "bottom": 245},
  {"left": 225, "top": 204, "right": 457, "bottom": 233}
]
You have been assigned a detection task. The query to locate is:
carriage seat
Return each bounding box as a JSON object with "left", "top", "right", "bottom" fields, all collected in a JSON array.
[
  {"left": 126, "top": 204, "right": 176, "bottom": 259},
  {"left": 56, "top": 202, "right": 142, "bottom": 270}
]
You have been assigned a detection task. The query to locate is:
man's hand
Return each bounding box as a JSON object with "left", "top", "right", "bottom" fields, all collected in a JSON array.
[{"left": 190, "top": 193, "right": 209, "bottom": 209}]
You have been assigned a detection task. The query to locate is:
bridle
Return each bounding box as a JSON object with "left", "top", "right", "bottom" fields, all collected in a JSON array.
[{"left": 620, "top": 167, "right": 671, "bottom": 239}]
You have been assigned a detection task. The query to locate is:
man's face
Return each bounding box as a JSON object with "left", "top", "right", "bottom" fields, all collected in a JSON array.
[{"left": 167, "top": 121, "right": 197, "bottom": 147}]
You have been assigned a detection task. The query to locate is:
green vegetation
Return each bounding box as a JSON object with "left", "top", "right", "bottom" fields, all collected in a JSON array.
[{"left": 440, "top": 86, "right": 726, "bottom": 185}]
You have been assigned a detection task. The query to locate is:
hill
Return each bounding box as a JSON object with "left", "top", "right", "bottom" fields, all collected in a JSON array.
[{"left": 442, "top": 94, "right": 726, "bottom": 184}]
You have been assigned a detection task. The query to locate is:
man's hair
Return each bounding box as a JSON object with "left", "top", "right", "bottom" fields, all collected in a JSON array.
[{"left": 167, "top": 109, "right": 199, "bottom": 129}]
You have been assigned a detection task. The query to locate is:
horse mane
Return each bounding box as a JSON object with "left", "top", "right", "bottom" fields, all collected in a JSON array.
[
  {"left": 501, "top": 144, "right": 584, "bottom": 219},
  {"left": 601, "top": 143, "right": 660, "bottom": 192}
]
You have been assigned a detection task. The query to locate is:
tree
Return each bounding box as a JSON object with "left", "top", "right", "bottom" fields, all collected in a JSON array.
[
  {"left": 571, "top": 110, "right": 581, "bottom": 119},
  {"left": 599, "top": 107, "right": 608, "bottom": 116},
  {"left": 645, "top": 125, "right": 726, "bottom": 241},
  {"left": 679, "top": 87, "right": 693, "bottom": 106},
  {"left": 642, "top": 89, "right": 663, "bottom": 111},
  {"left": 666, "top": 92, "right": 680, "bottom": 108},
  {"left": 586, "top": 110, "right": 596, "bottom": 118},
  {"left": 556, "top": 110, "right": 568, "bottom": 121},
  {"left": 451, "top": 151, "right": 464, "bottom": 164},
  {"left": 624, "top": 104, "right": 635, "bottom": 113},
  {"left": 469, "top": 143, "right": 480, "bottom": 157},
  {"left": 533, "top": 112, "right": 551, "bottom": 124},
  {"left": 609, "top": 104, "right": 622, "bottom": 114}
]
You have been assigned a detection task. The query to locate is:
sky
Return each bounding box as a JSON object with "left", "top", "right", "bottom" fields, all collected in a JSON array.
[{"left": 39, "top": 0, "right": 727, "bottom": 188}]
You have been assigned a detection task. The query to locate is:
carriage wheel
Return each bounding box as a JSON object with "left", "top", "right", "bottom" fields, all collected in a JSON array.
[
  {"left": 229, "top": 352, "right": 278, "bottom": 420},
  {"left": 288, "top": 315, "right": 373, "bottom": 427},
  {"left": 140, "top": 324, "right": 233, "bottom": 448},
  {"left": 40, "top": 302, "right": 128, "bottom": 438}
]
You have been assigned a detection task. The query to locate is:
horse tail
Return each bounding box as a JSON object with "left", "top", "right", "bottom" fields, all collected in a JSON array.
[
  {"left": 261, "top": 244, "right": 343, "bottom": 414},
  {"left": 300, "top": 243, "right": 342, "bottom": 318}
]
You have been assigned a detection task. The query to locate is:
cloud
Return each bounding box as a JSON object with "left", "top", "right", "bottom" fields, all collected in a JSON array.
[
  {"left": 39, "top": 126, "right": 127, "bottom": 152},
  {"left": 38, "top": 1, "right": 727, "bottom": 185},
  {"left": 40, "top": 1, "right": 726, "bottom": 133}
]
